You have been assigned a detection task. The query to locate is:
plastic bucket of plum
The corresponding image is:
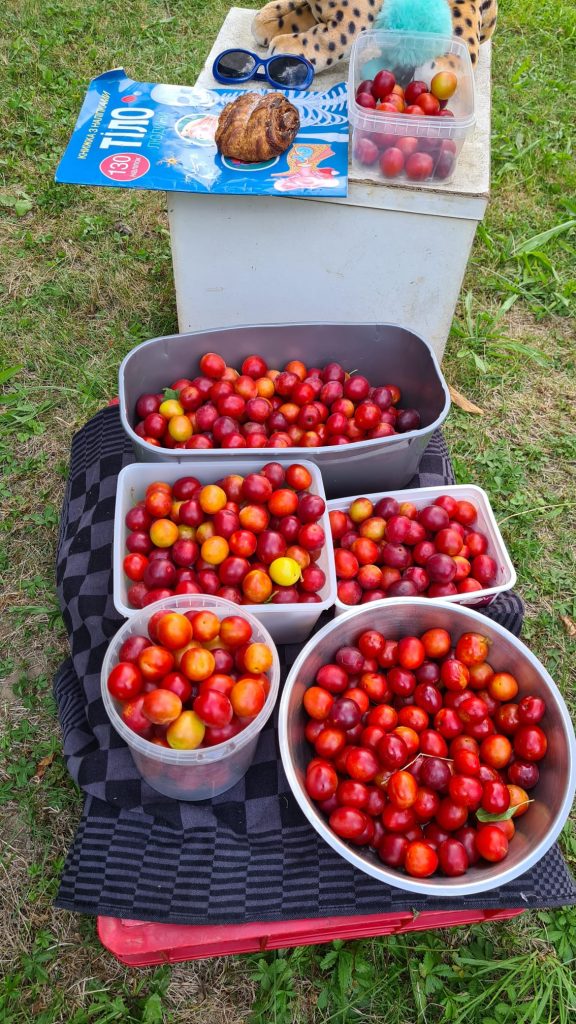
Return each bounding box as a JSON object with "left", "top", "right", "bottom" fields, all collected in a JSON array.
[
  {"left": 118, "top": 323, "right": 450, "bottom": 497},
  {"left": 348, "top": 31, "right": 475, "bottom": 187},
  {"left": 279, "top": 598, "right": 576, "bottom": 896},
  {"left": 328, "top": 484, "right": 516, "bottom": 612},
  {"left": 101, "top": 595, "right": 280, "bottom": 800}
]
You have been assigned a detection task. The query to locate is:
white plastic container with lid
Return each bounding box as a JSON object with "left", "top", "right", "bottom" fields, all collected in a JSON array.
[
  {"left": 114, "top": 458, "right": 337, "bottom": 644},
  {"left": 328, "top": 483, "right": 516, "bottom": 614},
  {"left": 101, "top": 594, "right": 281, "bottom": 801},
  {"left": 348, "top": 31, "right": 475, "bottom": 187}
]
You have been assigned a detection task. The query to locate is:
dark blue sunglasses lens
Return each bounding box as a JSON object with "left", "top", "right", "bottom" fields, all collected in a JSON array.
[
  {"left": 216, "top": 51, "right": 257, "bottom": 79},
  {"left": 268, "top": 56, "right": 310, "bottom": 87}
]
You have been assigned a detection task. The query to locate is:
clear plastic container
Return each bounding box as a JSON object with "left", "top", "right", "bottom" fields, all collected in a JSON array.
[
  {"left": 348, "top": 31, "right": 475, "bottom": 187},
  {"left": 328, "top": 484, "right": 516, "bottom": 614},
  {"left": 114, "top": 458, "right": 336, "bottom": 644},
  {"left": 101, "top": 594, "right": 281, "bottom": 801}
]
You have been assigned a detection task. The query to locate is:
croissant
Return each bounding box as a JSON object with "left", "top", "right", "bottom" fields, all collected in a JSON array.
[{"left": 215, "top": 92, "right": 300, "bottom": 163}]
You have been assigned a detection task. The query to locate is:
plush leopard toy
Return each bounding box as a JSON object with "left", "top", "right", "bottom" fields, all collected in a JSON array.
[{"left": 253, "top": 0, "right": 497, "bottom": 72}]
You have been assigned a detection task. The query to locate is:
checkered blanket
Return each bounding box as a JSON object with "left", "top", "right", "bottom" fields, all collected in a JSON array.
[{"left": 53, "top": 408, "right": 576, "bottom": 923}]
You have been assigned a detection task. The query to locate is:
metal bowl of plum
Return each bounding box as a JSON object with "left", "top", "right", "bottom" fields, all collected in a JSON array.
[{"left": 278, "top": 598, "right": 576, "bottom": 896}]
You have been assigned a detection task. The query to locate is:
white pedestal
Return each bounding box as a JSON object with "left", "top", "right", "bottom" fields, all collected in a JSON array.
[{"left": 167, "top": 8, "right": 491, "bottom": 363}]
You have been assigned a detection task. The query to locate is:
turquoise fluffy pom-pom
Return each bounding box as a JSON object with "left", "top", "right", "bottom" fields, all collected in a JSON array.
[
  {"left": 370, "top": 0, "right": 453, "bottom": 72},
  {"left": 377, "top": 0, "right": 453, "bottom": 37}
]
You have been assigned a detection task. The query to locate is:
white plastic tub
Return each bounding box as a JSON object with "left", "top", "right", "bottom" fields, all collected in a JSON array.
[
  {"left": 101, "top": 595, "right": 280, "bottom": 801},
  {"left": 328, "top": 484, "right": 516, "bottom": 614},
  {"left": 349, "top": 31, "right": 475, "bottom": 187},
  {"left": 114, "top": 458, "right": 336, "bottom": 644}
]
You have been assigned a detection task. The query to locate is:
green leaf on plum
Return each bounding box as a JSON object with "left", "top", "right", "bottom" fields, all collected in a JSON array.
[
  {"left": 163, "top": 386, "right": 179, "bottom": 400},
  {"left": 476, "top": 801, "right": 533, "bottom": 822}
]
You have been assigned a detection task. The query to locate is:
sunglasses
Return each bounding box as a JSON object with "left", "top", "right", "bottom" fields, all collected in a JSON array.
[{"left": 212, "top": 48, "right": 314, "bottom": 91}]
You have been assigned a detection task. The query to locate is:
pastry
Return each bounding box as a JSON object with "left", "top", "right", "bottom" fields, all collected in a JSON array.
[{"left": 215, "top": 92, "right": 300, "bottom": 163}]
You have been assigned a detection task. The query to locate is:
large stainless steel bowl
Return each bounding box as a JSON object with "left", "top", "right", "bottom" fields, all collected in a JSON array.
[{"left": 279, "top": 598, "right": 576, "bottom": 897}]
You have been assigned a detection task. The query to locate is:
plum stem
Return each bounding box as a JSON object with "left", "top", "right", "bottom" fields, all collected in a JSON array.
[{"left": 403, "top": 751, "right": 453, "bottom": 770}]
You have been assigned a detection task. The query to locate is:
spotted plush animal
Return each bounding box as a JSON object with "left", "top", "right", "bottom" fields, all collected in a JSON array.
[{"left": 252, "top": 0, "right": 497, "bottom": 72}]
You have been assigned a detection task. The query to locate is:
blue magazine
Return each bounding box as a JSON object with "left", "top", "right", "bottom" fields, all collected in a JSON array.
[{"left": 55, "top": 69, "right": 349, "bottom": 197}]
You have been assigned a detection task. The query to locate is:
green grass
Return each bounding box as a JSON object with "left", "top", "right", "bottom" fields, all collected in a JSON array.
[{"left": 1, "top": 0, "right": 575, "bottom": 1021}]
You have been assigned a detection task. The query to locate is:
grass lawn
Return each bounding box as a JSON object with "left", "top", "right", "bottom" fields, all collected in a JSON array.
[{"left": 1, "top": 0, "right": 575, "bottom": 1020}]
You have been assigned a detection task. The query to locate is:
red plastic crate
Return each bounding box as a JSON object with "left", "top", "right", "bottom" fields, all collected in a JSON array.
[{"left": 97, "top": 908, "right": 524, "bottom": 966}]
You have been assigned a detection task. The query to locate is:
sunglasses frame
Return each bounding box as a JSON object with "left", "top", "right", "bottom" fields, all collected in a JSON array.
[{"left": 212, "top": 48, "right": 314, "bottom": 91}]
